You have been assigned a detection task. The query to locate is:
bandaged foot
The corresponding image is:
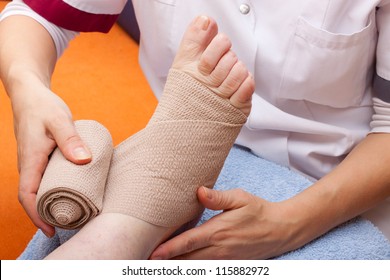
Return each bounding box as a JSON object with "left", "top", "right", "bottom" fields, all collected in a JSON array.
[
  {"left": 102, "top": 16, "right": 254, "bottom": 228},
  {"left": 36, "top": 120, "right": 113, "bottom": 229}
]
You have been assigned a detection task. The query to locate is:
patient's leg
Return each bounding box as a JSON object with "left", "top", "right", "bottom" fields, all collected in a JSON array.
[{"left": 46, "top": 15, "right": 254, "bottom": 259}]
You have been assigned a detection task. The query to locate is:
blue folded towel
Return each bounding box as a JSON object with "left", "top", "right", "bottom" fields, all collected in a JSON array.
[{"left": 19, "top": 145, "right": 390, "bottom": 259}]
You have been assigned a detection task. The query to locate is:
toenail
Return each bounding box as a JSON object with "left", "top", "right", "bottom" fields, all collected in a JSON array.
[{"left": 195, "top": 15, "right": 210, "bottom": 30}]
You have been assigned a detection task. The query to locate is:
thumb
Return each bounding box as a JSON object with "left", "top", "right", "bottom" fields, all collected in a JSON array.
[
  {"left": 197, "top": 187, "right": 249, "bottom": 211},
  {"left": 49, "top": 120, "right": 92, "bottom": 164}
]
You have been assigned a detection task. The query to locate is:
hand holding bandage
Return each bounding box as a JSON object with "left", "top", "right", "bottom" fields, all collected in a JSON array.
[{"left": 36, "top": 120, "right": 113, "bottom": 229}]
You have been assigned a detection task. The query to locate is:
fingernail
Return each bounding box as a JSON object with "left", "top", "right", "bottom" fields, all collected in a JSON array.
[
  {"left": 195, "top": 15, "right": 210, "bottom": 30},
  {"left": 72, "top": 147, "right": 91, "bottom": 160},
  {"left": 42, "top": 230, "right": 53, "bottom": 238},
  {"left": 202, "top": 187, "right": 213, "bottom": 199}
]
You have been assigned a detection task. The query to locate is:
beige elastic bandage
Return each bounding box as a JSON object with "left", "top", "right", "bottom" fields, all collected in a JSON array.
[
  {"left": 102, "top": 69, "right": 247, "bottom": 227},
  {"left": 36, "top": 120, "right": 113, "bottom": 229}
]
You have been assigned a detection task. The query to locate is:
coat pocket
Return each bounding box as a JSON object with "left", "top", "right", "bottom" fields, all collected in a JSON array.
[{"left": 278, "top": 15, "right": 377, "bottom": 108}]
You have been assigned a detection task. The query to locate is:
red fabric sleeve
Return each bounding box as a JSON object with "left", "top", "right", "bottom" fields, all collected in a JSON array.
[{"left": 24, "top": 0, "right": 119, "bottom": 32}]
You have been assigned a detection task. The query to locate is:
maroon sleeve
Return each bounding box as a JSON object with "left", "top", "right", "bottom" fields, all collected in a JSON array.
[{"left": 23, "top": 0, "right": 120, "bottom": 33}]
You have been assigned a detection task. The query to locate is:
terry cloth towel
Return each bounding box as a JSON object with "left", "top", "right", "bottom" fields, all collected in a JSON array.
[
  {"left": 36, "top": 120, "right": 113, "bottom": 229},
  {"left": 20, "top": 145, "right": 390, "bottom": 259}
]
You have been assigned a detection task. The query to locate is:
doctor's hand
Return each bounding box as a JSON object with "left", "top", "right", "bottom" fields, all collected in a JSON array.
[
  {"left": 150, "top": 187, "right": 301, "bottom": 260},
  {"left": 10, "top": 84, "right": 91, "bottom": 237}
]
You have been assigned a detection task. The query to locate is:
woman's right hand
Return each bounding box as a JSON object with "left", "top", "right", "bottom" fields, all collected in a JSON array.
[{"left": 10, "top": 84, "right": 92, "bottom": 237}]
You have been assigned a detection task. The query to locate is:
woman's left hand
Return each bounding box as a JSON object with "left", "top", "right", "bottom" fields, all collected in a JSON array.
[{"left": 150, "top": 187, "right": 298, "bottom": 260}]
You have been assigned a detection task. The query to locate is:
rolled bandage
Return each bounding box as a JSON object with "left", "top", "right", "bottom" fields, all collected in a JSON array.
[
  {"left": 36, "top": 120, "right": 113, "bottom": 229},
  {"left": 103, "top": 69, "right": 248, "bottom": 227}
]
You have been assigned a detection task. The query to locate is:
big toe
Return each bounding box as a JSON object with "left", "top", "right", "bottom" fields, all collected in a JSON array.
[{"left": 172, "top": 16, "right": 218, "bottom": 69}]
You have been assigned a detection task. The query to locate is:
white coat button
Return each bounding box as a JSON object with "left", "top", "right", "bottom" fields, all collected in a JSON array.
[{"left": 239, "top": 4, "right": 250, "bottom": 14}]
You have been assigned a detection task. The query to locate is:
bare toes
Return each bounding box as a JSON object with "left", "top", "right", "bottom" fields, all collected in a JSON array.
[
  {"left": 207, "top": 50, "right": 238, "bottom": 87},
  {"left": 198, "top": 33, "right": 232, "bottom": 75},
  {"left": 172, "top": 16, "right": 218, "bottom": 69},
  {"left": 229, "top": 74, "right": 255, "bottom": 116},
  {"left": 217, "top": 61, "right": 249, "bottom": 98},
  {"left": 170, "top": 15, "right": 255, "bottom": 116}
]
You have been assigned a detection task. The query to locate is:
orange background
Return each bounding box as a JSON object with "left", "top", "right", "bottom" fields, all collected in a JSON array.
[{"left": 0, "top": 0, "right": 157, "bottom": 259}]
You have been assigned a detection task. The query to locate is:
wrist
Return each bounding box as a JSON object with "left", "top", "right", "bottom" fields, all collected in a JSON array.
[
  {"left": 256, "top": 200, "right": 311, "bottom": 256},
  {"left": 279, "top": 183, "right": 341, "bottom": 252},
  {"left": 269, "top": 200, "right": 305, "bottom": 253},
  {"left": 8, "top": 82, "right": 63, "bottom": 129},
  {"left": 4, "top": 66, "right": 51, "bottom": 100}
]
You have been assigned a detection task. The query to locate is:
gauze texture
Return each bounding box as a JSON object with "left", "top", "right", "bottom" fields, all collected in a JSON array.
[
  {"left": 36, "top": 120, "right": 113, "bottom": 229},
  {"left": 102, "top": 69, "right": 248, "bottom": 227}
]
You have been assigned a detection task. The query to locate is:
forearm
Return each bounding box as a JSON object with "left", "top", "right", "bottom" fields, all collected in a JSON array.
[
  {"left": 0, "top": 15, "right": 57, "bottom": 99},
  {"left": 285, "top": 133, "right": 390, "bottom": 248}
]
